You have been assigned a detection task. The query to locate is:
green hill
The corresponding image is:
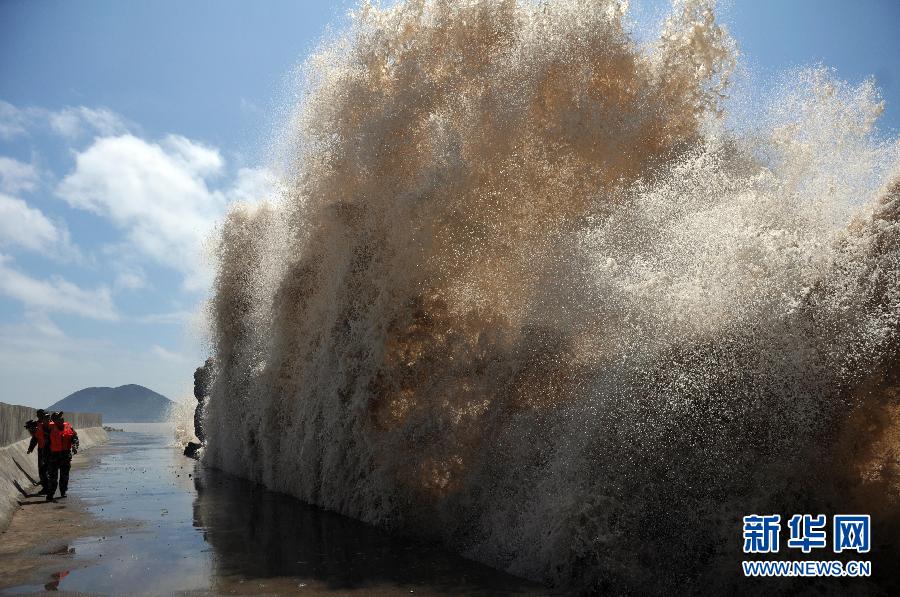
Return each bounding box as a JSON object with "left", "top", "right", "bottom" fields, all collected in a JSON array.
[{"left": 48, "top": 384, "right": 173, "bottom": 423}]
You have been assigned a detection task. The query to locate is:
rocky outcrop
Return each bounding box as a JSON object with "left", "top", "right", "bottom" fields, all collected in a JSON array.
[{"left": 192, "top": 358, "right": 214, "bottom": 444}]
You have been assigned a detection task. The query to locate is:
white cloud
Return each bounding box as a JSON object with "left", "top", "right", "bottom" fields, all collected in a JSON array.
[
  {"left": 0, "top": 156, "right": 39, "bottom": 193},
  {"left": 0, "top": 100, "right": 28, "bottom": 139},
  {"left": 49, "top": 106, "right": 131, "bottom": 139},
  {"left": 57, "top": 134, "right": 276, "bottom": 290},
  {"left": 229, "top": 166, "right": 278, "bottom": 203},
  {"left": 0, "top": 99, "right": 132, "bottom": 140},
  {"left": 163, "top": 134, "right": 224, "bottom": 176},
  {"left": 0, "top": 193, "right": 78, "bottom": 258},
  {"left": 57, "top": 134, "right": 223, "bottom": 289},
  {"left": 0, "top": 254, "right": 117, "bottom": 320}
]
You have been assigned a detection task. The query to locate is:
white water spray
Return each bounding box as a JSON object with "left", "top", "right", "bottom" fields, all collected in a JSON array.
[{"left": 203, "top": 1, "right": 900, "bottom": 592}]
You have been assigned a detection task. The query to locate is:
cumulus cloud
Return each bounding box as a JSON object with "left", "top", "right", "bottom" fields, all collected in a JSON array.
[
  {"left": 0, "top": 156, "right": 39, "bottom": 193},
  {"left": 57, "top": 134, "right": 276, "bottom": 290},
  {"left": 162, "top": 134, "right": 224, "bottom": 176},
  {"left": 3, "top": 97, "right": 278, "bottom": 291},
  {"left": 57, "top": 134, "right": 224, "bottom": 289},
  {"left": 0, "top": 193, "right": 78, "bottom": 258},
  {"left": 0, "top": 254, "right": 118, "bottom": 320}
]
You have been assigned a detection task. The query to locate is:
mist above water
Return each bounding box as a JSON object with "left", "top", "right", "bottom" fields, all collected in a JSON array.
[{"left": 203, "top": 1, "right": 900, "bottom": 592}]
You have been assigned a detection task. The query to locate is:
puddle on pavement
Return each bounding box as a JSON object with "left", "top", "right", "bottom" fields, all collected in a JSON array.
[{"left": 2, "top": 426, "right": 546, "bottom": 595}]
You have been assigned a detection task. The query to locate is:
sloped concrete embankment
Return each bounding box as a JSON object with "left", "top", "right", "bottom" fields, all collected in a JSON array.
[{"left": 0, "top": 401, "right": 107, "bottom": 532}]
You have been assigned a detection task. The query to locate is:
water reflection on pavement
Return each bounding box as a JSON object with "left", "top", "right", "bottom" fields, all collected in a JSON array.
[{"left": 2, "top": 426, "right": 546, "bottom": 595}]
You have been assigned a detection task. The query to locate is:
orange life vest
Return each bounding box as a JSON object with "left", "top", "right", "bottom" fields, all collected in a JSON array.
[
  {"left": 48, "top": 422, "right": 75, "bottom": 452},
  {"left": 61, "top": 422, "right": 76, "bottom": 451}
]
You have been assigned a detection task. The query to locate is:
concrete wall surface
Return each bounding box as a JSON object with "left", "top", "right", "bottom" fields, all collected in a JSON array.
[
  {"left": 0, "top": 401, "right": 107, "bottom": 533},
  {"left": 1, "top": 401, "right": 103, "bottom": 447}
]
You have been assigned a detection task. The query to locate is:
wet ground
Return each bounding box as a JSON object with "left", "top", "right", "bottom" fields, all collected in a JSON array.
[{"left": 0, "top": 425, "right": 546, "bottom": 596}]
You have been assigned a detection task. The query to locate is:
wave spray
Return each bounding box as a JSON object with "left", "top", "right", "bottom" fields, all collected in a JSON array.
[{"left": 204, "top": 1, "right": 900, "bottom": 592}]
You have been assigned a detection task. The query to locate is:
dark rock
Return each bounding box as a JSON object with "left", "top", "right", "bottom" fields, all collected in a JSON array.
[
  {"left": 192, "top": 358, "right": 214, "bottom": 443},
  {"left": 183, "top": 442, "right": 202, "bottom": 459}
]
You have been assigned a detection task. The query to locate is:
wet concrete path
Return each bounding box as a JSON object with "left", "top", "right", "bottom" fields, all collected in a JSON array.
[{"left": 1, "top": 425, "right": 546, "bottom": 596}]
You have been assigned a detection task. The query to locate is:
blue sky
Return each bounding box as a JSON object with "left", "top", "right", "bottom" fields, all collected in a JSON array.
[{"left": 1, "top": 0, "right": 898, "bottom": 408}]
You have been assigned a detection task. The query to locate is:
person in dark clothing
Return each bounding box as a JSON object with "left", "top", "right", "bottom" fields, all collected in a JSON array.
[
  {"left": 45, "top": 411, "right": 78, "bottom": 501},
  {"left": 24, "top": 418, "right": 42, "bottom": 492},
  {"left": 26, "top": 409, "right": 50, "bottom": 494}
]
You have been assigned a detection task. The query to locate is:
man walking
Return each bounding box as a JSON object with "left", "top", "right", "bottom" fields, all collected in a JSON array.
[{"left": 45, "top": 411, "right": 79, "bottom": 501}]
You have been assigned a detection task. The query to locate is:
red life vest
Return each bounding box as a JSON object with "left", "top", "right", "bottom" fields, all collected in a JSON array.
[
  {"left": 61, "top": 423, "right": 76, "bottom": 450},
  {"left": 48, "top": 422, "right": 75, "bottom": 452}
]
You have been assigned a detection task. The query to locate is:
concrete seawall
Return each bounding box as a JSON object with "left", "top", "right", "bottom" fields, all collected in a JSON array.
[
  {"left": 0, "top": 401, "right": 107, "bottom": 532},
  {"left": 1, "top": 402, "right": 102, "bottom": 447}
]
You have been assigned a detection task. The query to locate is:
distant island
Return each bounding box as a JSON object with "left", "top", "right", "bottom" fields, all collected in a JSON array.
[{"left": 48, "top": 384, "right": 174, "bottom": 423}]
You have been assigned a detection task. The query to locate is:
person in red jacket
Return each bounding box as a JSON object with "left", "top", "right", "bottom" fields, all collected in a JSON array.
[
  {"left": 45, "top": 411, "right": 79, "bottom": 501},
  {"left": 26, "top": 409, "right": 50, "bottom": 494}
]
